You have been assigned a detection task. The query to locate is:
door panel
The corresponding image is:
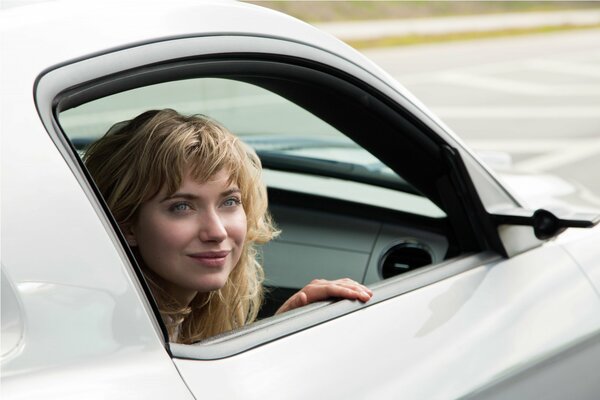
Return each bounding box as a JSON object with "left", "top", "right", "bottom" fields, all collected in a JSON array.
[{"left": 173, "top": 244, "right": 600, "bottom": 399}]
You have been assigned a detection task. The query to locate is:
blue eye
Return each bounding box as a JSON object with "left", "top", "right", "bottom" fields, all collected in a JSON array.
[
  {"left": 169, "top": 202, "right": 191, "bottom": 213},
  {"left": 223, "top": 197, "right": 242, "bottom": 207}
]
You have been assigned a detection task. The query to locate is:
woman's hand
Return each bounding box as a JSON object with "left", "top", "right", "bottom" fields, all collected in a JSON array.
[{"left": 275, "top": 278, "right": 373, "bottom": 315}]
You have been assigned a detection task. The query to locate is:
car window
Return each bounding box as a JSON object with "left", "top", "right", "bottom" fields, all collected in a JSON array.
[
  {"left": 59, "top": 77, "right": 444, "bottom": 218},
  {"left": 57, "top": 70, "right": 453, "bottom": 344},
  {"left": 33, "top": 27, "right": 487, "bottom": 357}
]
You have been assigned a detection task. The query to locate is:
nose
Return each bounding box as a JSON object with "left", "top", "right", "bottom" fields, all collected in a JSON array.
[{"left": 198, "top": 209, "right": 227, "bottom": 242}]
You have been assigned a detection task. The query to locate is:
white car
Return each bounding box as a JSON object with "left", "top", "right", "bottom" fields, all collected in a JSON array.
[{"left": 2, "top": 1, "right": 600, "bottom": 399}]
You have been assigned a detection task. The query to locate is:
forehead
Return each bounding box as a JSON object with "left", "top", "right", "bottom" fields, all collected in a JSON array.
[
  {"left": 189, "top": 165, "right": 238, "bottom": 183},
  {"left": 172, "top": 168, "right": 238, "bottom": 194},
  {"left": 189, "top": 168, "right": 233, "bottom": 183}
]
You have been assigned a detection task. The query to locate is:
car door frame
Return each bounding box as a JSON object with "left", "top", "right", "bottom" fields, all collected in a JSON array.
[{"left": 35, "top": 34, "right": 541, "bottom": 358}]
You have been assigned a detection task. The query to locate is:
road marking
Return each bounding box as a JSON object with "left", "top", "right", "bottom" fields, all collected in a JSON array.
[
  {"left": 467, "top": 138, "right": 600, "bottom": 172},
  {"left": 515, "top": 140, "right": 600, "bottom": 172},
  {"left": 526, "top": 59, "right": 600, "bottom": 78},
  {"left": 397, "top": 48, "right": 600, "bottom": 84},
  {"left": 398, "top": 62, "right": 527, "bottom": 85},
  {"left": 467, "top": 139, "right": 584, "bottom": 153},
  {"left": 438, "top": 71, "right": 600, "bottom": 95},
  {"left": 431, "top": 106, "right": 600, "bottom": 118}
]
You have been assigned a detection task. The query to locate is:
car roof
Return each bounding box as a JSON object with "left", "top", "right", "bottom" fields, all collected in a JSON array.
[{"left": 1, "top": 0, "right": 391, "bottom": 85}]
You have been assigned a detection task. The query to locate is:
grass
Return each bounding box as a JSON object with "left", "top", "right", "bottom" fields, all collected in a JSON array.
[
  {"left": 244, "top": 1, "right": 600, "bottom": 49},
  {"left": 246, "top": 1, "right": 600, "bottom": 23},
  {"left": 346, "top": 23, "right": 600, "bottom": 49}
]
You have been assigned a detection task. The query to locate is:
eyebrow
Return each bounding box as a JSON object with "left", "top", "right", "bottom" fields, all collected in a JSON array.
[{"left": 160, "top": 188, "right": 241, "bottom": 202}]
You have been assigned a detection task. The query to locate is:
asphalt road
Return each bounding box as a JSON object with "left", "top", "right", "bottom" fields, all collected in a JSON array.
[{"left": 362, "top": 29, "right": 600, "bottom": 208}]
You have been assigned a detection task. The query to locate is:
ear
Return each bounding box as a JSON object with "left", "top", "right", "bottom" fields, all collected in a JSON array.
[{"left": 121, "top": 223, "right": 138, "bottom": 247}]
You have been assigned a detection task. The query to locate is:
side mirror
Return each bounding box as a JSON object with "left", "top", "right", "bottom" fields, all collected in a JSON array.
[{"left": 492, "top": 208, "right": 600, "bottom": 240}]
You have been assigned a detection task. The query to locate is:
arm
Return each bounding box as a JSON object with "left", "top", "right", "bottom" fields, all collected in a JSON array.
[{"left": 275, "top": 278, "right": 373, "bottom": 314}]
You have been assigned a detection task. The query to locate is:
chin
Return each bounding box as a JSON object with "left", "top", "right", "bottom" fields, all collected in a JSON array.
[{"left": 196, "top": 276, "right": 229, "bottom": 293}]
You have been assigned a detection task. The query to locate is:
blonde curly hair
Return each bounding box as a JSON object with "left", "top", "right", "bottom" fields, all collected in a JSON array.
[{"left": 84, "top": 109, "right": 278, "bottom": 343}]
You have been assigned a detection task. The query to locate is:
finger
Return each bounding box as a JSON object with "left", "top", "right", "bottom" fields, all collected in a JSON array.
[
  {"left": 320, "top": 279, "right": 373, "bottom": 300},
  {"left": 334, "top": 280, "right": 373, "bottom": 296},
  {"left": 295, "top": 291, "right": 308, "bottom": 308},
  {"left": 276, "top": 291, "right": 308, "bottom": 314},
  {"left": 303, "top": 281, "right": 372, "bottom": 303},
  {"left": 328, "top": 278, "right": 372, "bottom": 290}
]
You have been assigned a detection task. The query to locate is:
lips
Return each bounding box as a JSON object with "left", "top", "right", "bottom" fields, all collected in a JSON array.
[{"left": 187, "top": 251, "right": 230, "bottom": 268}]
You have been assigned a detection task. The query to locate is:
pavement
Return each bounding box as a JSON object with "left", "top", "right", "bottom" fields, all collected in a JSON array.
[{"left": 313, "top": 9, "right": 600, "bottom": 41}]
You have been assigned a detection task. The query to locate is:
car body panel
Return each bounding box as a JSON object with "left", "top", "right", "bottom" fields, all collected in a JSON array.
[
  {"left": 3, "top": 1, "right": 600, "bottom": 399},
  {"left": 173, "top": 240, "right": 600, "bottom": 399},
  {"left": 461, "top": 329, "right": 600, "bottom": 400},
  {"left": 1, "top": 69, "right": 193, "bottom": 398},
  {"left": 1, "top": 269, "right": 25, "bottom": 362},
  {"left": 2, "top": 351, "right": 194, "bottom": 400},
  {"left": 559, "top": 228, "right": 600, "bottom": 295}
]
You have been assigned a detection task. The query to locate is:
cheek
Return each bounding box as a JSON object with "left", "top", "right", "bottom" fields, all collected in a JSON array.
[
  {"left": 135, "top": 216, "right": 193, "bottom": 255},
  {"left": 228, "top": 214, "right": 247, "bottom": 270},
  {"left": 228, "top": 211, "right": 247, "bottom": 248}
]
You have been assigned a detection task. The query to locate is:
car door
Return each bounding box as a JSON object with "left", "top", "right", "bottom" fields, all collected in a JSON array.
[
  {"left": 28, "top": 15, "right": 600, "bottom": 400},
  {"left": 1, "top": 35, "right": 194, "bottom": 400}
]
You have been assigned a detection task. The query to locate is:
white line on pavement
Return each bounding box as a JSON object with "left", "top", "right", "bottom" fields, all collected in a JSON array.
[
  {"left": 525, "top": 59, "right": 600, "bottom": 78},
  {"left": 467, "top": 138, "right": 600, "bottom": 172},
  {"left": 466, "top": 139, "right": 588, "bottom": 153},
  {"left": 432, "top": 106, "right": 600, "bottom": 118},
  {"left": 438, "top": 72, "right": 600, "bottom": 95},
  {"left": 396, "top": 47, "right": 600, "bottom": 85},
  {"left": 486, "top": 140, "right": 600, "bottom": 172}
]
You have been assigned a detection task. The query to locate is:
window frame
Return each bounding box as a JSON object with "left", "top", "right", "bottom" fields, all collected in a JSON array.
[
  {"left": 35, "top": 35, "right": 505, "bottom": 358},
  {"left": 51, "top": 54, "right": 492, "bottom": 249}
]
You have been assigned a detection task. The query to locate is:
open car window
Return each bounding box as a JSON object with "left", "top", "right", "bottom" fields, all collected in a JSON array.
[{"left": 52, "top": 54, "right": 481, "bottom": 353}]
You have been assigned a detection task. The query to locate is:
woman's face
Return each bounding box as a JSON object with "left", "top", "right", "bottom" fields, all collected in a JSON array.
[{"left": 126, "top": 168, "right": 247, "bottom": 305}]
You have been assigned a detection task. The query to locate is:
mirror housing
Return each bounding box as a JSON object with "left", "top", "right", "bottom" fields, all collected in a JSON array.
[{"left": 492, "top": 208, "right": 600, "bottom": 240}]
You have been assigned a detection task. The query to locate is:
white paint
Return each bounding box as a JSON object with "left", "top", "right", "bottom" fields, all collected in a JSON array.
[
  {"left": 432, "top": 106, "right": 600, "bottom": 118},
  {"left": 465, "top": 138, "right": 600, "bottom": 173},
  {"left": 397, "top": 48, "right": 600, "bottom": 94},
  {"left": 467, "top": 139, "right": 591, "bottom": 153},
  {"left": 526, "top": 59, "right": 600, "bottom": 78},
  {"left": 515, "top": 140, "right": 600, "bottom": 172},
  {"left": 438, "top": 72, "right": 600, "bottom": 95}
]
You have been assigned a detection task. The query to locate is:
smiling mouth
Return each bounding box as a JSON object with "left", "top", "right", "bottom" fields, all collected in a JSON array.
[{"left": 188, "top": 251, "right": 230, "bottom": 267}]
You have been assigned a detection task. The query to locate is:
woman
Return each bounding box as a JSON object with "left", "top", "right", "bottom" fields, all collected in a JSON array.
[{"left": 84, "top": 109, "right": 372, "bottom": 344}]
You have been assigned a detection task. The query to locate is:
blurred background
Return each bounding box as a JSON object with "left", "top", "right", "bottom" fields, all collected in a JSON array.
[{"left": 247, "top": 1, "right": 600, "bottom": 211}]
